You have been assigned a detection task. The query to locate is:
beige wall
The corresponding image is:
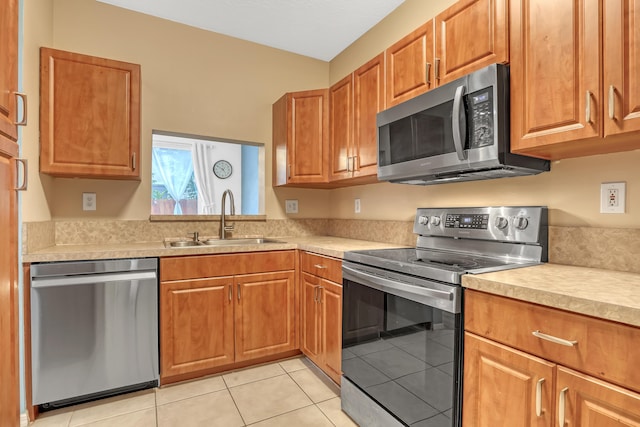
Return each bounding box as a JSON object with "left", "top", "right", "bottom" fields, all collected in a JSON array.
[
  {"left": 21, "top": 0, "right": 640, "bottom": 228},
  {"left": 22, "top": 0, "right": 332, "bottom": 221}
]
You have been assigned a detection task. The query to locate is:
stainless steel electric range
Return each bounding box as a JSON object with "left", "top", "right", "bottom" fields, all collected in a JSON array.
[{"left": 341, "top": 206, "right": 548, "bottom": 427}]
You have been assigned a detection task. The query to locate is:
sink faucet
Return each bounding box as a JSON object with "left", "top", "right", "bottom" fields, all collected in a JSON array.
[{"left": 220, "top": 189, "right": 235, "bottom": 239}]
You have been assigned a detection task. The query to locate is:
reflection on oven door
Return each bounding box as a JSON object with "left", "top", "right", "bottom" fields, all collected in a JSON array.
[
  {"left": 386, "top": 294, "right": 435, "bottom": 331},
  {"left": 342, "top": 279, "right": 384, "bottom": 345}
]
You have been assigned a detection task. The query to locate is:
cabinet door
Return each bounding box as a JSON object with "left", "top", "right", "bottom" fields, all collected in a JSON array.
[
  {"left": 510, "top": 0, "right": 601, "bottom": 158},
  {"left": 463, "top": 333, "right": 555, "bottom": 427},
  {"left": 160, "top": 277, "right": 234, "bottom": 379},
  {"left": 0, "top": 153, "right": 19, "bottom": 425},
  {"left": 353, "top": 53, "right": 384, "bottom": 179},
  {"left": 329, "top": 75, "right": 353, "bottom": 181},
  {"left": 300, "top": 273, "right": 322, "bottom": 365},
  {"left": 321, "top": 279, "right": 342, "bottom": 385},
  {"left": 0, "top": 0, "right": 19, "bottom": 142},
  {"left": 288, "top": 89, "right": 329, "bottom": 184},
  {"left": 603, "top": 0, "right": 640, "bottom": 136},
  {"left": 386, "top": 21, "right": 434, "bottom": 107},
  {"left": 235, "top": 271, "right": 296, "bottom": 362},
  {"left": 434, "top": 0, "right": 508, "bottom": 85},
  {"left": 557, "top": 366, "right": 640, "bottom": 427},
  {"left": 40, "top": 48, "right": 141, "bottom": 179}
]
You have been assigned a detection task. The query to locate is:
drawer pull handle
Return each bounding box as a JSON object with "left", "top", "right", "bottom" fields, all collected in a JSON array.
[
  {"left": 558, "top": 387, "right": 568, "bottom": 427},
  {"left": 532, "top": 330, "right": 578, "bottom": 347},
  {"left": 314, "top": 264, "right": 327, "bottom": 269},
  {"left": 585, "top": 90, "right": 592, "bottom": 124},
  {"left": 237, "top": 284, "right": 241, "bottom": 301},
  {"left": 228, "top": 284, "right": 232, "bottom": 302},
  {"left": 536, "top": 378, "right": 545, "bottom": 416}
]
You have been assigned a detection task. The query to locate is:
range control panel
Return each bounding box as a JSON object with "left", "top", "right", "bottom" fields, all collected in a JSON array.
[
  {"left": 445, "top": 213, "right": 489, "bottom": 229},
  {"left": 414, "top": 206, "right": 547, "bottom": 244}
]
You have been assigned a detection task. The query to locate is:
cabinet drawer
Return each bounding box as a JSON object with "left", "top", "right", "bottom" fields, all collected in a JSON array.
[
  {"left": 300, "top": 252, "right": 342, "bottom": 284},
  {"left": 160, "top": 251, "right": 295, "bottom": 281},
  {"left": 465, "top": 290, "right": 640, "bottom": 393}
]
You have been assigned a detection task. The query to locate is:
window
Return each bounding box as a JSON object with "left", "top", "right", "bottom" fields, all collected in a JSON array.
[{"left": 151, "top": 131, "right": 264, "bottom": 216}]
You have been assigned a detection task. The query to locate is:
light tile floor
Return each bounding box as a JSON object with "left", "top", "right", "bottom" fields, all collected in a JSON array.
[{"left": 31, "top": 357, "right": 358, "bottom": 427}]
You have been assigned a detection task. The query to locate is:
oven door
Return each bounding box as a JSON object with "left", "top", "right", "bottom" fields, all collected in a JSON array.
[{"left": 341, "top": 262, "right": 463, "bottom": 427}]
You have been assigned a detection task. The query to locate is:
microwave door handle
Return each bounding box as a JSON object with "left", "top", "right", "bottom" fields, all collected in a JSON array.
[{"left": 452, "top": 85, "right": 468, "bottom": 161}]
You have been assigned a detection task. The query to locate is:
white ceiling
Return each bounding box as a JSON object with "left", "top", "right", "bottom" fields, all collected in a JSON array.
[{"left": 96, "top": 0, "right": 405, "bottom": 61}]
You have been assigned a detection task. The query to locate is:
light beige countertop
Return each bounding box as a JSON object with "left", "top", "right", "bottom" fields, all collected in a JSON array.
[
  {"left": 22, "top": 236, "right": 404, "bottom": 263},
  {"left": 462, "top": 263, "right": 640, "bottom": 328}
]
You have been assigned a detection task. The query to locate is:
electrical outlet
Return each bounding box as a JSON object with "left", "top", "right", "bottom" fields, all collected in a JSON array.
[
  {"left": 83, "top": 192, "right": 96, "bottom": 211},
  {"left": 285, "top": 199, "right": 298, "bottom": 214},
  {"left": 355, "top": 198, "right": 361, "bottom": 214},
  {"left": 600, "top": 182, "right": 626, "bottom": 214}
]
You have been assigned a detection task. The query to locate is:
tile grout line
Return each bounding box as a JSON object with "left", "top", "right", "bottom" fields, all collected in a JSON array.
[
  {"left": 154, "top": 388, "right": 159, "bottom": 427},
  {"left": 224, "top": 374, "right": 249, "bottom": 426},
  {"left": 285, "top": 366, "right": 339, "bottom": 426}
]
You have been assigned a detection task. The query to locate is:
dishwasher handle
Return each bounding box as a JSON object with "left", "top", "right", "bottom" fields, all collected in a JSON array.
[{"left": 31, "top": 271, "right": 157, "bottom": 288}]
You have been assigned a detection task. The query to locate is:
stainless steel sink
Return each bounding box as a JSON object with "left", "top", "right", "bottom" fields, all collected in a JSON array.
[
  {"left": 167, "top": 241, "right": 202, "bottom": 248},
  {"left": 200, "top": 238, "right": 282, "bottom": 246},
  {"left": 165, "top": 238, "right": 282, "bottom": 248}
]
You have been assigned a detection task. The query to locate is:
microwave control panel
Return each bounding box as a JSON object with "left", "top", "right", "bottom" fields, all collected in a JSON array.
[{"left": 468, "top": 89, "right": 494, "bottom": 148}]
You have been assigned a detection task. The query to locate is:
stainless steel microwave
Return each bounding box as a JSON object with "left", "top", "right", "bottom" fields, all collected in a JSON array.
[{"left": 377, "top": 64, "right": 549, "bottom": 185}]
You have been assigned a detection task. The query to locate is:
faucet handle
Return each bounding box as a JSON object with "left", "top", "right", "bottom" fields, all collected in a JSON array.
[{"left": 189, "top": 231, "right": 199, "bottom": 242}]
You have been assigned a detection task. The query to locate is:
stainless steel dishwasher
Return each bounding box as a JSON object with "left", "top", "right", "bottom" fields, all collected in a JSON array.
[{"left": 30, "top": 258, "right": 159, "bottom": 408}]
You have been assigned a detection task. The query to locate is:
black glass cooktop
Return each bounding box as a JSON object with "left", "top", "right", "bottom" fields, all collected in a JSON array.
[{"left": 343, "top": 247, "right": 537, "bottom": 284}]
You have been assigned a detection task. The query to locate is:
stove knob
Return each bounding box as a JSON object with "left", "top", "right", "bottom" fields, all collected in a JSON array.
[
  {"left": 494, "top": 216, "right": 508, "bottom": 230},
  {"left": 418, "top": 215, "right": 429, "bottom": 225},
  {"left": 514, "top": 216, "right": 529, "bottom": 230},
  {"left": 430, "top": 216, "right": 441, "bottom": 226}
]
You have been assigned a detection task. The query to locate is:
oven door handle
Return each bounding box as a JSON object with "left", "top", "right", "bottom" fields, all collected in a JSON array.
[{"left": 342, "top": 265, "right": 454, "bottom": 302}]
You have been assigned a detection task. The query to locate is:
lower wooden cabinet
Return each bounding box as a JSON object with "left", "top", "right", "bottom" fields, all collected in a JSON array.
[
  {"left": 464, "top": 290, "right": 640, "bottom": 426},
  {"left": 161, "top": 277, "right": 235, "bottom": 377},
  {"left": 300, "top": 252, "right": 342, "bottom": 384},
  {"left": 159, "top": 251, "right": 297, "bottom": 381},
  {"left": 235, "top": 271, "right": 296, "bottom": 362}
]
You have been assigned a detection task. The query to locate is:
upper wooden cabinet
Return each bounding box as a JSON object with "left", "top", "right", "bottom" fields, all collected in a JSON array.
[
  {"left": 0, "top": 1, "right": 21, "bottom": 424},
  {"left": 434, "top": 0, "right": 508, "bottom": 85},
  {"left": 604, "top": 0, "right": 640, "bottom": 137},
  {"left": 510, "top": 0, "right": 640, "bottom": 160},
  {"left": 272, "top": 89, "right": 329, "bottom": 186},
  {"left": 0, "top": 0, "right": 23, "bottom": 144},
  {"left": 40, "top": 48, "right": 141, "bottom": 179},
  {"left": 385, "top": 0, "right": 508, "bottom": 107},
  {"left": 385, "top": 22, "right": 434, "bottom": 108},
  {"left": 329, "top": 74, "right": 353, "bottom": 181},
  {"left": 330, "top": 53, "right": 384, "bottom": 183}
]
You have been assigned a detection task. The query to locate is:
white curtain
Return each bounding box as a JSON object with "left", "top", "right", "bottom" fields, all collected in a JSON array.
[
  {"left": 192, "top": 142, "right": 217, "bottom": 214},
  {"left": 152, "top": 147, "right": 193, "bottom": 214}
]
